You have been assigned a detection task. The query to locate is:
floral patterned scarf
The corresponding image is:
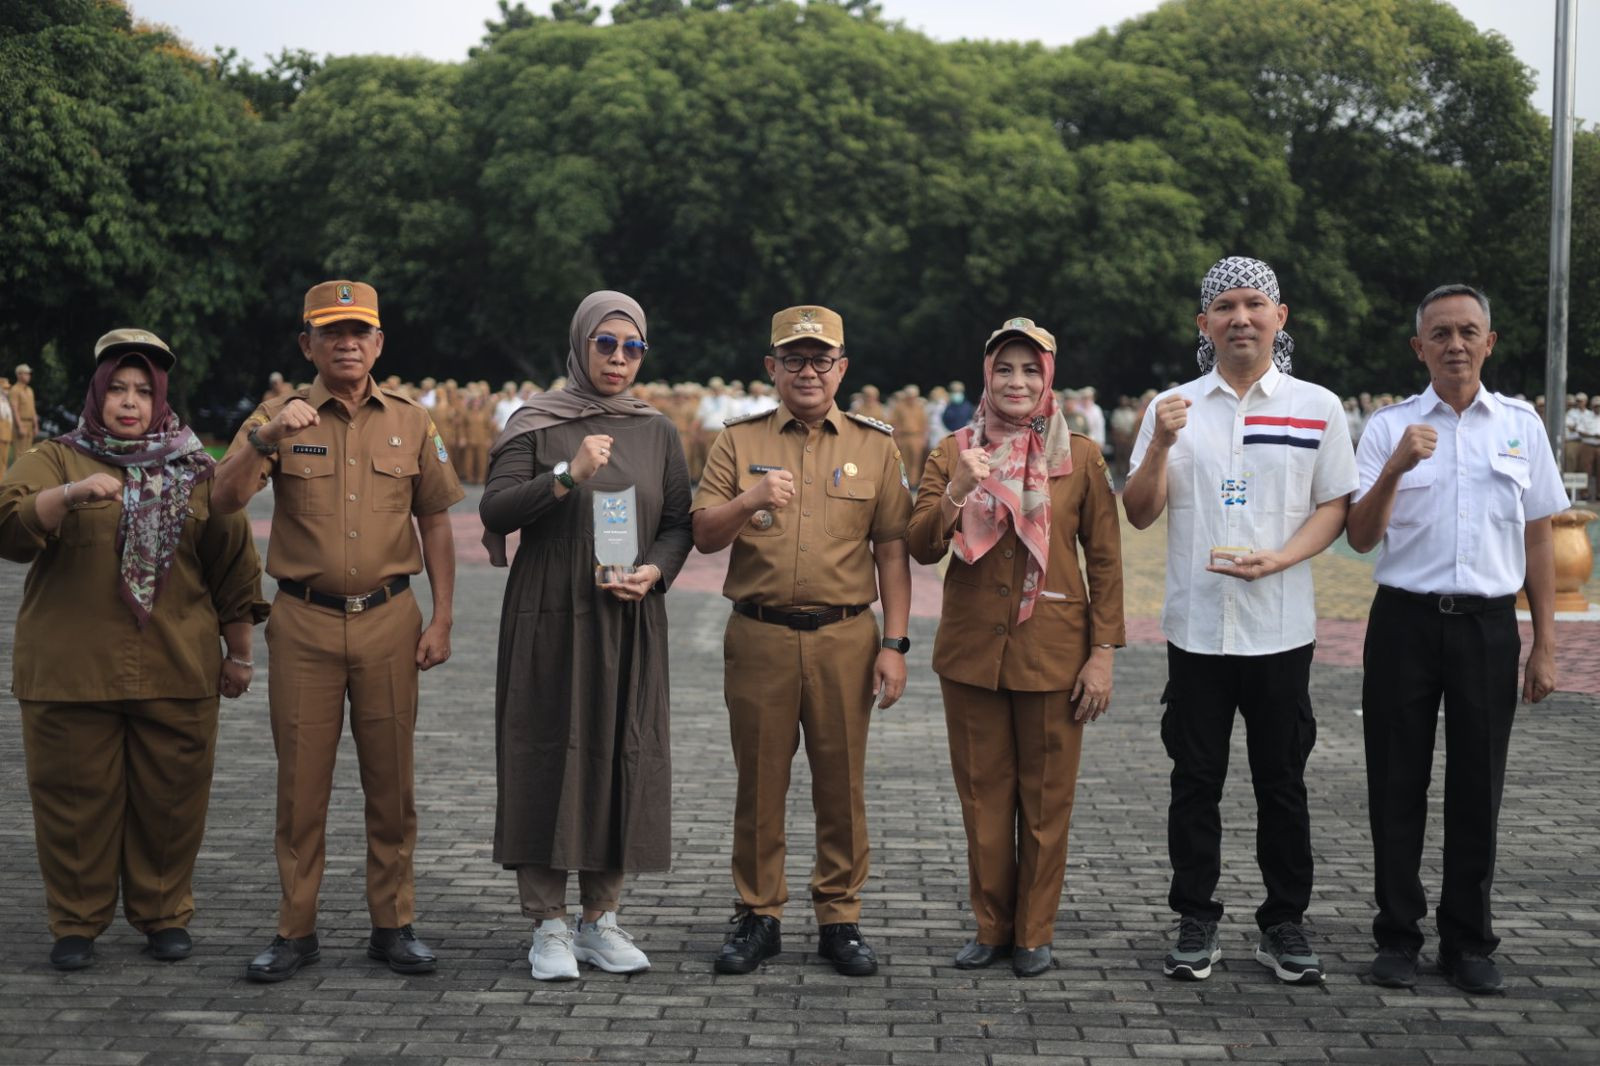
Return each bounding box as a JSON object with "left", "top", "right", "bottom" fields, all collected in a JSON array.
[
  {"left": 58, "top": 354, "right": 215, "bottom": 627},
  {"left": 951, "top": 342, "right": 1073, "bottom": 624}
]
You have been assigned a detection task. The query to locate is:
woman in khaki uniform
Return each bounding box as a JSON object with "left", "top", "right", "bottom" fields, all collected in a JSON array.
[
  {"left": 0, "top": 330, "right": 266, "bottom": 971},
  {"left": 908, "top": 317, "right": 1124, "bottom": 977}
]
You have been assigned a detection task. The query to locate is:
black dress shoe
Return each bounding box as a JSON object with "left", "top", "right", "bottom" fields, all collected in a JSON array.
[
  {"left": 817, "top": 922, "right": 878, "bottom": 977},
  {"left": 714, "top": 913, "right": 782, "bottom": 974},
  {"left": 953, "top": 940, "right": 1013, "bottom": 969},
  {"left": 49, "top": 935, "right": 94, "bottom": 971},
  {"left": 246, "top": 934, "right": 321, "bottom": 983},
  {"left": 1012, "top": 944, "right": 1053, "bottom": 977},
  {"left": 368, "top": 925, "right": 437, "bottom": 974},
  {"left": 146, "top": 927, "right": 192, "bottom": 961},
  {"left": 1368, "top": 947, "right": 1418, "bottom": 988},
  {"left": 1437, "top": 950, "right": 1505, "bottom": 994}
]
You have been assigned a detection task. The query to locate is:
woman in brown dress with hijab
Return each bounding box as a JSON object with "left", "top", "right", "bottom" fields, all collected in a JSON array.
[{"left": 480, "top": 291, "right": 693, "bottom": 981}]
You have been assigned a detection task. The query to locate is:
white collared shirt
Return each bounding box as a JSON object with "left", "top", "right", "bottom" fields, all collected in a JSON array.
[
  {"left": 1130, "top": 365, "right": 1358, "bottom": 656},
  {"left": 1356, "top": 385, "right": 1567, "bottom": 597}
]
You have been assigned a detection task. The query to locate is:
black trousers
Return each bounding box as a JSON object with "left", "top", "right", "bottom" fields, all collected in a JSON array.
[
  {"left": 1162, "top": 642, "right": 1317, "bottom": 930},
  {"left": 1362, "top": 587, "right": 1519, "bottom": 957}
]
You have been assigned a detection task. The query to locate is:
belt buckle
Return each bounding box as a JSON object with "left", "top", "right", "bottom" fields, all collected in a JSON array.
[
  {"left": 346, "top": 594, "right": 366, "bottom": 614},
  {"left": 1438, "top": 595, "right": 1459, "bottom": 615},
  {"left": 790, "top": 612, "right": 821, "bottom": 631}
]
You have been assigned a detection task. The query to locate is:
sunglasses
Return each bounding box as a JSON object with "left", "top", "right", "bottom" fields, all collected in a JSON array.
[
  {"left": 776, "top": 352, "right": 839, "bottom": 374},
  {"left": 592, "top": 333, "right": 649, "bottom": 359}
]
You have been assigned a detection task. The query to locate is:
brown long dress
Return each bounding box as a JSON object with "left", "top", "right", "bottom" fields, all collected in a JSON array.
[{"left": 480, "top": 413, "right": 692, "bottom": 872}]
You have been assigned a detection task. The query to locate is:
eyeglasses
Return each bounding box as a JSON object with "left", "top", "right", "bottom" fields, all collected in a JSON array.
[
  {"left": 776, "top": 352, "right": 839, "bottom": 374},
  {"left": 592, "top": 333, "right": 649, "bottom": 359}
]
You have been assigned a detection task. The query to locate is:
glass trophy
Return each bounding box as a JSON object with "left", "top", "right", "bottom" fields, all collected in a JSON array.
[{"left": 593, "top": 485, "right": 639, "bottom": 585}]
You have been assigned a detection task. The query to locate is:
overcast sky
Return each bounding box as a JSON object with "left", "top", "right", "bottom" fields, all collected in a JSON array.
[{"left": 129, "top": 0, "right": 1597, "bottom": 123}]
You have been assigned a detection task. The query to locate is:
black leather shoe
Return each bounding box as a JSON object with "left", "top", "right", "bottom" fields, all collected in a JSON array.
[
  {"left": 1437, "top": 950, "right": 1505, "bottom": 994},
  {"left": 368, "top": 925, "right": 437, "bottom": 974},
  {"left": 953, "top": 940, "right": 1012, "bottom": 969},
  {"left": 817, "top": 922, "right": 878, "bottom": 977},
  {"left": 146, "top": 927, "right": 192, "bottom": 961},
  {"left": 1012, "top": 944, "right": 1053, "bottom": 977},
  {"left": 714, "top": 913, "right": 782, "bottom": 974},
  {"left": 246, "top": 934, "right": 320, "bottom": 983},
  {"left": 49, "top": 935, "right": 94, "bottom": 971},
  {"left": 1368, "top": 947, "right": 1418, "bottom": 988}
]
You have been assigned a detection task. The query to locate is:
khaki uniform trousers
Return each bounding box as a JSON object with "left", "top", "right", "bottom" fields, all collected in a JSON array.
[
  {"left": 20, "top": 697, "right": 219, "bottom": 938},
  {"left": 723, "top": 609, "right": 879, "bottom": 924},
  {"left": 1581, "top": 442, "right": 1600, "bottom": 498},
  {"left": 940, "top": 679, "right": 1086, "bottom": 949},
  {"left": 517, "top": 867, "right": 625, "bottom": 921},
  {"left": 266, "top": 588, "right": 422, "bottom": 937}
]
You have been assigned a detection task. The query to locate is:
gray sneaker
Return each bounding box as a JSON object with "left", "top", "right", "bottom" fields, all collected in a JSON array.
[
  {"left": 1163, "top": 917, "right": 1221, "bottom": 980},
  {"left": 1255, "top": 921, "right": 1323, "bottom": 984}
]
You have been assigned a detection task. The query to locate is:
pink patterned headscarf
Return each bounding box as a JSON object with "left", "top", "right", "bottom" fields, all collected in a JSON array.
[{"left": 951, "top": 337, "right": 1073, "bottom": 624}]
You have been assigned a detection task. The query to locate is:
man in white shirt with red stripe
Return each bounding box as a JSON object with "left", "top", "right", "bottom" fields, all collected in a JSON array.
[
  {"left": 1126, "top": 256, "right": 1357, "bottom": 986},
  {"left": 1346, "top": 284, "right": 1562, "bottom": 995}
]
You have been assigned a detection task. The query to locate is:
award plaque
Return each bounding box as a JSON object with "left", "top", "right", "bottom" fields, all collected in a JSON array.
[{"left": 593, "top": 485, "right": 640, "bottom": 585}]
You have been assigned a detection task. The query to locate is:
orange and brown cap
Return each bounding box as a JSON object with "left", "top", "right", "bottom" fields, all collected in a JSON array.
[{"left": 303, "top": 280, "right": 381, "bottom": 328}]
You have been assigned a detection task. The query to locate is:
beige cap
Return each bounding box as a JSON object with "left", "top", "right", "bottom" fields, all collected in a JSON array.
[
  {"left": 13, "top": 364, "right": 31, "bottom": 374},
  {"left": 771, "top": 305, "right": 844, "bottom": 349},
  {"left": 93, "top": 329, "right": 175, "bottom": 370},
  {"left": 985, "top": 316, "right": 1057, "bottom": 355}
]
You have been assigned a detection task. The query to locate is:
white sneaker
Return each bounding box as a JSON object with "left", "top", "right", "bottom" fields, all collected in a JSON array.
[
  {"left": 528, "top": 918, "right": 579, "bottom": 981},
  {"left": 573, "top": 911, "right": 650, "bottom": 974}
]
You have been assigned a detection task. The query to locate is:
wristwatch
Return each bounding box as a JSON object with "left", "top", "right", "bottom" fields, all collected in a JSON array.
[
  {"left": 247, "top": 425, "right": 278, "bottom": 456},
  {"left": 552, "top": 461, "right": 576, "bottom": 489},
  {"left": 881, "top": 636, "right": 910, "bottom": 653}
]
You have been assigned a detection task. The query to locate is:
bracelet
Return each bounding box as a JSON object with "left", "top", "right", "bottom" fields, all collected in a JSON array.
[
  {"left": 62, "top": 481, "right": 74, "bottom": 507},
  {"left": 945, "top": 483, "right": 969, "bottom": 509},
  {"left": 225, "top": 655, "right": 255, "bottom": 668}
]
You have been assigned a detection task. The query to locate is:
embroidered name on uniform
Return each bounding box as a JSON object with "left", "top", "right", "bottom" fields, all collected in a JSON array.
[
  {"left": 1497, "top": 437, "right": 1527, "bottom": 460},
  {"left": 291, "top": 444, "right": 329, "bottom": 455},
  {"left": 1242, "top": 415, "right": 1324, "bottom": 449}
]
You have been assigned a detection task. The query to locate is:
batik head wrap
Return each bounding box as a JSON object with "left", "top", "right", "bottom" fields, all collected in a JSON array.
[
  {"left": 482, "top": 290, "right": 664, "bottom": 566},
  {"left": 951, "top": 333, "right": 1073, "bottom": 625},
  {"left": 57, "top": 351, "right": 215, "bottom": 628},
  {"left": 1196, "top": 256, "right": 1294, "bottom": 375}
]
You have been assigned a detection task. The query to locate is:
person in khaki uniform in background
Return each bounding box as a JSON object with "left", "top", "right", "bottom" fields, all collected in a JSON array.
[
  {"left": 890, "top": 384, "right": 929, "bottom": 485},
  {"left": 11, "top": 363, "right": 38, "bottom": 454},
  {"left": 692, "top": 305, "right": 912, "bottom": 978},
  {"left": 0, "top": 376, "right": 14, "bottom": 467},
  {"left": 211, "top": 280, "right": 464, "bottom": 983},
  {"left": 461, "top": 387, "right": 494, "bottom": 484},
  {"left": 908, "top": 317, "right": 1125, "bottom": 978}
]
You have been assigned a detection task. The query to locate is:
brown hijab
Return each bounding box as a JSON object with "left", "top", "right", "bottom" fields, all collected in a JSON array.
[{"left": 483, "top": 290, "right": 664, "bottom": 565}]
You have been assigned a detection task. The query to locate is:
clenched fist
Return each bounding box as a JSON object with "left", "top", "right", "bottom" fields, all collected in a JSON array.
[
  {"left": 744, "top": 469, "right": 795, "bottom": 512},
  {"left": 71, "top": 472, "right": 123, "bottom": 504},
  {"left": 570, "top": 434, "right": 614, "bottom": 484},
  {"left": 258, "top": 399, "right": 320, "bottom": 444},
  {"left": 949, "top": 448, "right": 990, "bottom": 500},
  {"left": 1152, "top": 394, "right": 1192, "bottom": 449},
  {"left": 1387, "top": 424, "right": 1437, "bottom": 475}
]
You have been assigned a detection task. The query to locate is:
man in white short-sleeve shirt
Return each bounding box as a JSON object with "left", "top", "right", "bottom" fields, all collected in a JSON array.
[
  {"left": 1345, "top": 283, "right": 1562, "bottom": 995},
  {"left": 1126, "top": 256, "right": 1357, "bottom": 986}
]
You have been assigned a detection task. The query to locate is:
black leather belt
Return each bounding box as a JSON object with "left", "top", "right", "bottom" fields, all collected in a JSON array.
[
  {"left": 279, "top": 575, "right": 409, "bottom": 614},
  {"left": 732, "top": 602, "right": 870, "bottom": 630},
  {"left": 1378, "top": 585, "right": 1516, "bottom": 615}
]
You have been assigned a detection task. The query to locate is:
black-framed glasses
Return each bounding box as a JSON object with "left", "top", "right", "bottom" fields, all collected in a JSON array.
[
  {"left": 592, "top": 333, "right": 649, "bottom": 359},
  {"left": 776, "top": 352, "right": 838, "bottom": 374}
]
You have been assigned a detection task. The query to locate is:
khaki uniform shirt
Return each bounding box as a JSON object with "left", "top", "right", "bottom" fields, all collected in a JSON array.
[
  {"left": 692, "top": 402, "right": 912, "bottom": 607},
  {"left": 0, "top": 442, "right": 268, "bottom": 701},
  {"left": 908, "top": 433, "right": 1125, "bottom": 692},
  {"left": 0, "top": 388, "right": 13, "bottom": 443},
  {"left": 223, "top": 376, "right": 464, "bottom": 595},
  {"left": 11, "top": 382, "right": 36, "bottom": 433}
]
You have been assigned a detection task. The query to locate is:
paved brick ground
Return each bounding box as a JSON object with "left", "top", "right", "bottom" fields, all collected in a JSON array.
[{"left": 1, "top": 486, "right": 1597, "bottom": 1064}]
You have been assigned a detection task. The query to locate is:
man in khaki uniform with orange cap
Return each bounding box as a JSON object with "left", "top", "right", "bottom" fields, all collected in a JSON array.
[
  {"left": 692, "top": 304, "right": 912, "bottom": 977},
  {"left": 212, "top": 280, "right": 464, "bottom": 982},
  {"left": 10, "top": 364, "right": 37, "bottom": 456}
]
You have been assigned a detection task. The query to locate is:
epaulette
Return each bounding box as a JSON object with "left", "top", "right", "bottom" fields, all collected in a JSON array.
[
  {"left": 722, "top": 408, "right": 776, "bottom": 427},
  {"left": 380, "top": 385, "right": 424, "bottom": 409},
  {"left": 1500, "top": 393, "right": 1539, "bottom": 417},
  {"left": 846, "top": 412, "right": 895, "bottom": 434}
]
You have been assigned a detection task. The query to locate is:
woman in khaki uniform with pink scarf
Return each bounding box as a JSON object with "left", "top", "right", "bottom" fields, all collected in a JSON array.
[{"left": 908, "top": 317, "right": 1125, "bottom": 977}]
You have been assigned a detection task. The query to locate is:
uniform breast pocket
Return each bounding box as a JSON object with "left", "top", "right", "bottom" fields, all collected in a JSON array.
[
  {"left": 279, "top": 456, "right": 336, "bottom": 515},
  {"left": 1165, "top": 452, "right": 1195, "bottom": 509},
  {"left": 372, "top": 455, "right": 420, "bottom": 512},
  {"left": 1489, "top": 456, "right": 1531, "bottom": 525},
  {"left": 1284, "top": 447, "right": 1318, "bottom": 515},
  {"left": 736, "top": 475, "right": 784, "bottom": 538},
  {"left": 825, "top": 476, "right": 876, "bottom": 539},
  {"left": 1389, "top": 464, "right": 1436, "bottom": 527},
  {"left": 61, "top": 499, "right": 117, "bottom": 547}
]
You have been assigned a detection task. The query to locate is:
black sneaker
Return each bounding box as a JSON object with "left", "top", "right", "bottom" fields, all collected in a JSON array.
[
  {"left": 714, "top": 913, "right": 781, "bottom": 974},
  {"left": 1368, "top": 947, "right": 1418, "bottom": 988},
  {"left": 1437, "top": 950, "right": 1504, "bottom": 994},
  {"left": 817, "top": 922, "right": 878, "bottom": 976},
  {"left": 1163, "top": 916, "right": 1220, "bottom": 980}
]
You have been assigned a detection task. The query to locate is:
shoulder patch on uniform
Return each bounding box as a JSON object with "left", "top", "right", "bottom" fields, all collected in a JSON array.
[
  {"left": 1499, "top": 393, "right": 1539, "bottom": 417},
  {"left": 722, "top": 408, "right": 776, "bottom": 427},
  {"left": 846, "top": 412, "right": 894, "bottom": 434}
]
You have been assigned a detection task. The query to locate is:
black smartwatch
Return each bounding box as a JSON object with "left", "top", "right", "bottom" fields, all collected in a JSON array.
[
  {"left": 881, "top": 636, "right": 910, "bottom": 653},
  {"left": 552, "top": 461, "right": 576, "bottom": 489}
]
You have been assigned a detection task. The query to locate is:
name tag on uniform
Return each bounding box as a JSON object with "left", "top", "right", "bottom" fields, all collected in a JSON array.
[
  {"left": 748, "top": 464, "right": 784, "bottom": 474},
  {"left": 291, "top": 444, "right": 328, "bottom": 455}
]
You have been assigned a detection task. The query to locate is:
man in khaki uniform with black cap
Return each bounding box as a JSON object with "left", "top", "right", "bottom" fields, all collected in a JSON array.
[
  {"left": 212, "top": 280, "right": 464, "bottom": 982},
  {"left": 10, "top": 363, "right": 37, "bottom": 455},
  {"left": 692, "top": 305, "right": 912, "bottom": 977}
]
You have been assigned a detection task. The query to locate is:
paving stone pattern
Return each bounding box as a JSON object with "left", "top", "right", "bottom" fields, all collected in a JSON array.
[{"left": 0, "top": 487, "right": 1596, "bottom": 1064}]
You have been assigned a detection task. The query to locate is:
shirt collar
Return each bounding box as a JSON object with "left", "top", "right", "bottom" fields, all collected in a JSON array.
[
  {"left": 309, "top": 375, "right": 386, "bottom": 413},
  {"left": 1419, "top": 382, "right": 1494, "bottom": 416},
  {"left": 775, "top": 401, "right": 844, "bottom": 434},
  {"left": 1201, "top": 362, "right": 1281, "bottom": 400}
]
